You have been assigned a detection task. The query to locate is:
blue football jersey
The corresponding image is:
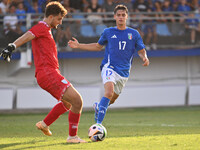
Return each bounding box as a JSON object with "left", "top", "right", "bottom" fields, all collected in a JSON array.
[{"left": 98, "top": 27, "right": 145, "bottom": 77}]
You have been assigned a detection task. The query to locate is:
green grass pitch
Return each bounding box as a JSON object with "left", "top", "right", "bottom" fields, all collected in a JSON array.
[{"left": 0, "top": 106, "right": 200, "bottom": 150}]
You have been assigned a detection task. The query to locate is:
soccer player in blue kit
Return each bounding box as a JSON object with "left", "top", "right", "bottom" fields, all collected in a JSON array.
[{"left": 68, "top": 4, "right": 150, "bottom": 124}]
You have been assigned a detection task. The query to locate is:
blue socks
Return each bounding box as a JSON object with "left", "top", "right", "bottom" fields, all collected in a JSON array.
[{"left": 97, "top": 97, "right": 110, "bottom": 124}]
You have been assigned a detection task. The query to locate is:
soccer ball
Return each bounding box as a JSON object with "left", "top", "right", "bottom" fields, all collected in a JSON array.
[{"left": 88, "top": 124, "right": 107, "bottom": 142}]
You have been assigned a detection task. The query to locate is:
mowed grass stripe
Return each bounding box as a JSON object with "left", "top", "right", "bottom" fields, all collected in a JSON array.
[
  {"left": 0, "top": 106, "right": 200, "bottom": 149},
  {"left": 1, "top": 134, "right": 200, "bottom": 150}
]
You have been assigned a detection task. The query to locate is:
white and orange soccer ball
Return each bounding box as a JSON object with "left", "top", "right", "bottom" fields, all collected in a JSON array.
[{"left": 88, "top": 123, "right": 107, "bottom": 142}]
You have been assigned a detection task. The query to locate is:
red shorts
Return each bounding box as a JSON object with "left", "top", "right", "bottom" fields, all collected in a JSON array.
[{"left": 36, "top": 69, "right": 71, "bottom": 101}]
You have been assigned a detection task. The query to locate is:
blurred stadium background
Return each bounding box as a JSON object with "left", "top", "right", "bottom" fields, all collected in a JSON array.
[{"left": 0, "top": 0, "right": 200, "bottom": 112}]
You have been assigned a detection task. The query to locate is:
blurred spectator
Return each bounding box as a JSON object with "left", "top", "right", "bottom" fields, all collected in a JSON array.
[
  {"left": 16, "top": 2, "right": 26, "bottom": 21},
  {"left": 185, "top": 12, "right": 200, "bottom": 44},
  {"left": 177, "top": 0, "right": 191, "bottom": 23},
  {"left": 16, "top": 2, "right": 27, "bottom": 33},
  {"left": 177, "top": 0, "right": 192, "bottom": 11},
  {"left": 3, "top": 5, "right": 23, "bottom": 43},
  {"left": 153, "top": 0, "right": 162, "bottom": 22},
  {"left": 63, "top": 0, "right": 87, "bottom": 37},
  {"left": 102, "top": 0, "right": 116, "bottom": 26},
  {"left": 153, "top": 0, "right": 172, "bottom": 22},
  {"left": 85, "top": 0, "right": 104, "bottom": 37},
  {"left": 115, "top": 0, "right": 133, "bottom": 12},
  {"left": 195, "top": 4, "right": 200, "bottom": 21},
  {"left": 147, "top": 0, "right": 156, "bottom": 11},
  {"left": 132, "top": 0, "right": 151, "bottom": 23},
  {"left": 41, "top": 0, "right": 50, "bottom": 12},
  {"left": 24, "top": 0, "right": 43, "bottom": 26},
  {"left": 132, "top": 0, "right": 151, "bottom": 32},
  {"left": 54, "top": 0, "right": 73, "bottom": 50},
  {"left": 98, "top": 0, "right": 105, "bottom": 6},
  {"left": 9, "top": 0, "right": 24, "bottom": 7},
  {"left": 161, "top": 0, "right": 175, "bottom": 23},
  {"left": 130, "top": 20, "right": 144, "bottom": 40},
  {"left": 187, "top": 0, "right": 199, "bottom": 11},
  {"left": 102, "top": 0, "right": 116, "bottom": 12},
  {"left": 0, "top": 0, "right": 9, "bottom": 37},
  {"left": 131, "top": 0, "right": 148, "bottom": 36},
  {"left": 38, "top": 0, "right": 47, "bottom": 6},
  {"left": 0, "top": 0, "right": 9, "bottom": 14},
  {"left": 170, "top": 0, "right": 180, "bottom": 23},
  {"left": 195, "top": 4, "right": 200, "bottom": 43},
  {"left": 24, "top": 0, "right": 42, "bottom": 13},
  {"left": 87, "top": 0, "right": 102, "bottom": 13},
  {"left": 133, "top": 0, "right": 157, "bottom": 50},
  {"left": 69, "top": 0, "right": 88, "bottom": 12},
  {"left": 159, "top": 0, "right": 177, "bottom": 35},
  {"left": 55, "top": 25, "right": 72, "bottom": 51},
  {"left": 133, "top": 0, "right": 151, "bottom": 13},
  {"left": 82, "top": 0, "right": 89, "bottom": 12},
  {"left": 62, "top": 0, "right": 75, "bottom": 12},
  {"left": 87, "top": 0, "right": 103, "bottom": 24}
]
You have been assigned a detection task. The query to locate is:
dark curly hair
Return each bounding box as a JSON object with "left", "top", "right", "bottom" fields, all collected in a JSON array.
[{"left": 45, "top": 1, "right": 67, "bottom": 17}]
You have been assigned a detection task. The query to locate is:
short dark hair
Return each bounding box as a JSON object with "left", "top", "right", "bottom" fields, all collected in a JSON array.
[
  {"left": 114, "top": 4, "right": 128, "bottom": 14},
  {"left": 45, "top": 1, "right": 67, "bottom": 17}
]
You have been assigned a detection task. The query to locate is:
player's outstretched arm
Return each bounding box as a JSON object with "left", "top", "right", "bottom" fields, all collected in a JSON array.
[
  {"left": 14, "top": 31, "right": 35, "bottom": 48},
  {"left": 68, "top": 37, "right": 103, "bottom": 51},
  {"left": 138, "top": 49, "right": 150, "bottom": 67},
  {"left": 0, "top": 32, "right": 35, "bottom": 62}
]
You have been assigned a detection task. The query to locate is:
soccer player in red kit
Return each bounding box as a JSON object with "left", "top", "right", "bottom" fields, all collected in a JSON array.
[{"left": 0, "top": 1, "right": 86, "bottom": 143}]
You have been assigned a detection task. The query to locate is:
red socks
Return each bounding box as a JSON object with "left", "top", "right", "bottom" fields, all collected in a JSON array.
[
  {"left": 43, "top": 102, "right": 81, "bottom": 137},
  {"left": 43, "top": 102, "right": 69, "bottom": 126},
  {"left": 68, "top": 110, "right": 81, "bottom": 136}
]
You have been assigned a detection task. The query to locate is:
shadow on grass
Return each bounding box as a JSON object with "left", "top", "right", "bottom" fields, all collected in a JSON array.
[
  {"left": 61, "top": 141, "right": 93, "bottom": 145},
  {"left": 0, "top": 140, "right": 92, "bottom": 150},
  {"left": 0, "top": 140, "right": 45, "bottom": 149}
]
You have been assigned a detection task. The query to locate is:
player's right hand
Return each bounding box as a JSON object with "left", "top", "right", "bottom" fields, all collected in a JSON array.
[
  {"left": 143, "top": 57, "right": 150, "bottom": 66},
  {"left": 68, "top": 37, "right": 79, "bottom": 49},
  {"left": 0, "top": 43, "right": 16, "bottom": 62}
]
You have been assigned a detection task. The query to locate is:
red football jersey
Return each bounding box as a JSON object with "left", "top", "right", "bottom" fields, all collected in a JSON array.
[{"left": 29, "top": 21, "right": 59, "bottom": 77}]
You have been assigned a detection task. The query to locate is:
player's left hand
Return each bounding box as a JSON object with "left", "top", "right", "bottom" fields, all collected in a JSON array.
[
  {"left": 143, "top": 57, "right": 149, "bottom": 66},
  {"left": 68, "top": 37, "right": 79, "bottom": 49},
  {"left": 0, "top": 43, "right": 16, "bottom": 62}
]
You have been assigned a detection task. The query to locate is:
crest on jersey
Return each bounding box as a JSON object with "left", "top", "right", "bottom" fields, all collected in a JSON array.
[
  {"left": 128, "top": 33, "right": 132, "bottom": 40},
  {"left": 61, "top": 79, "right": 68, "bottom": 84}
]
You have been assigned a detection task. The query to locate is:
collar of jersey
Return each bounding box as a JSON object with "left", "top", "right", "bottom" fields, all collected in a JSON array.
[
  {"left": 39, "top": 21, "right": 50, "bottom": 28},
  {"left": 114, "top": 26, "right": 128, "bottom": 31}
]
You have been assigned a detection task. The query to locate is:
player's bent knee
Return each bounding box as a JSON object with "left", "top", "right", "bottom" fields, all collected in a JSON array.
[
  {"left": 61, "top": 100, "right": 72, "bottom": 109},
  {"left": 72, "top": 97, "right": 83, "bottom": 110}
]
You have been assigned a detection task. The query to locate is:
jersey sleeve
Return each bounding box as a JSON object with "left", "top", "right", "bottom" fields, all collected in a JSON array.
[
  {"left": 29, "top": 24, "right": 46, "bottom": 38},
  {"left": 135, "top": 30, "right": 145, "bottom": 51},
  {"left": 98, "top": 29, "right": 108, "bottom": 46}
]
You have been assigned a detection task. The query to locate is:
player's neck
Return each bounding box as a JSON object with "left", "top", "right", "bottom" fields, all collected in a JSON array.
[
  {"left": 43, "top": 18, "right": 51, "bottom": 28},
  {"left": 116, "top": 25, "right": 126, "bottom": 30}
]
